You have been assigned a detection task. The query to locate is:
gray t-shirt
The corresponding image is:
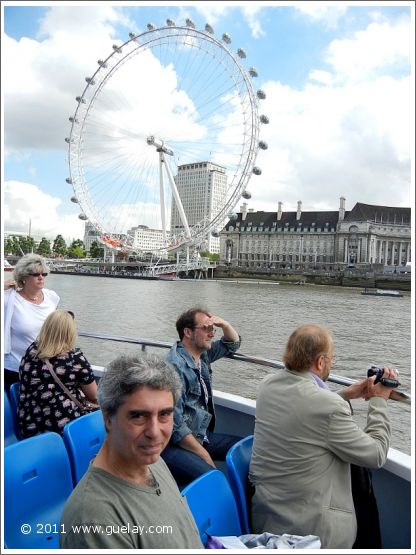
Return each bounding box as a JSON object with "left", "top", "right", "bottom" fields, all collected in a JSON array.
[{"left": 60, "top": 458, "right": 203, "bottom": 549}]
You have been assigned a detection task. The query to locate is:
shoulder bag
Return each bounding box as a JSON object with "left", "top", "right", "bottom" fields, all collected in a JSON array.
[{"left": 44, "top": 359, "right": 99, "bottom": 414}]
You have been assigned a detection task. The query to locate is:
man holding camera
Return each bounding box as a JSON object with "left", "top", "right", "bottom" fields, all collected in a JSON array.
[{"left": 249, "top": 323, "right": 398, "bottom": 549}]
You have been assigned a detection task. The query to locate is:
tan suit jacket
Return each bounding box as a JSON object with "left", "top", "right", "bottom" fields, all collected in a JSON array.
[{"left": 249, "top": 369, "right": 391, "bottom": 549}]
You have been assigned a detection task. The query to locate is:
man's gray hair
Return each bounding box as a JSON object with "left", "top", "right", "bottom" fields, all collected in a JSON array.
[
  {"left": 13, "top": 254, "right": 49, "bottom": 288},
  {"left": 98, "top": 353, "right": 182, "bottom": 417}
]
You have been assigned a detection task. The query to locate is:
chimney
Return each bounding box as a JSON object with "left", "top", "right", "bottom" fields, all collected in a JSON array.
[
  {"left": 339, "top": 197, "right": 345, "bottom": 221},
  {"left": 241, "top": 202, "right": 248, "bottom": 221},
  {"left": 277, "top": 201, "right": 283, "bottom": 221},
  {"left": 248, "top": 208, "right": 254, "bottom": 213},
  {"left": 296, "top": 201, "right": 302, "bottom": 221}
]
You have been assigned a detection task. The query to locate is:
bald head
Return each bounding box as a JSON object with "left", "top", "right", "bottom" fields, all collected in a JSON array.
[{"left": 283, "top": 324, "right": 333, "bottom": 372}]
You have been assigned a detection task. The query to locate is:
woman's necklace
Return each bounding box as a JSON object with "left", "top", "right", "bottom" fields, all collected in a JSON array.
[{"left": 20, "top": 289, "right": 43, "bottom": 303}]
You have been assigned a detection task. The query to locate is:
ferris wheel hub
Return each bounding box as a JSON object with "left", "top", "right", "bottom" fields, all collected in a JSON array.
[{"left": 146, "top": 135, "right": 174, "bottom": 156}]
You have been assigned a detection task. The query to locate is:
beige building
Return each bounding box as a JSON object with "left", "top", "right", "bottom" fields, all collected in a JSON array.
[
  {"left": 127, "top": 225, "right": 171, "bottom": 252},
  {"left": 220, "top": 198, "right": 411, "bottom": 270},
  {"left": 171, "top": 162, "right": 227, "bottom": 253}
]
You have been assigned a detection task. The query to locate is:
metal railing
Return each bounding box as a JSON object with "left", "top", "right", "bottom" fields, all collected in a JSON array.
[{"left": 79, "top": 331, "right": 410, "bottom": 405}]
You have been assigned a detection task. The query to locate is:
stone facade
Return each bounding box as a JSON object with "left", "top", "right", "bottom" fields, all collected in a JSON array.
[{"left": 220, "top": 199, "right": 411, "bottom": 271}]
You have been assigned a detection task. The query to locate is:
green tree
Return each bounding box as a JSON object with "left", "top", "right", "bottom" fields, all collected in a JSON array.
[
  {"left": 199, "top": 250, "right": 219, "bottom": 262},
  {"left": 36, "top": 237, "right": 51, "bottom": 256},
  {"left": 52, "top": 235, "right": 67, "bottom": 257},
  {"left": 67, "top": 239, "right": 85, "bottom": 259},
  {"left": 89, "top": 240, "right": 104, "bottom": 259},
  {"left": 11, "top": 236, "right": 23, "bottom": 255},
  {"left": 19, "top": 235, "right": 36, "bottom": 254},
  {"left": 4, "top": 237, "right": 14, "bottom": 255}
]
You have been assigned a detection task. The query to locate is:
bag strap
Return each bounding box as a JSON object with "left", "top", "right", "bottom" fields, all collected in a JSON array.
[{"left": 44, "top": 358, "right": 85, "bottom": 411}]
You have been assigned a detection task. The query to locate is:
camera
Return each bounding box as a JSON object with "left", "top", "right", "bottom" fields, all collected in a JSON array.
[{"left": 367, "top": 366, "right": 400, "bottom": 388}]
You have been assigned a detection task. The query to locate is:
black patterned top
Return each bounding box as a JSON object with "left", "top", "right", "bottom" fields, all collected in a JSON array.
[{"left": 18, "top": 341, "right": 96, "bottom": 438}]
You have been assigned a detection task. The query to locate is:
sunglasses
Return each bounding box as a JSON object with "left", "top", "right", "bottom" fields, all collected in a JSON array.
[
  {"left": 30, "top": 272, "right": 48, "bottom": 277},
  {"left": 194, "top": 325, "right": 216, "bottom": 334}
]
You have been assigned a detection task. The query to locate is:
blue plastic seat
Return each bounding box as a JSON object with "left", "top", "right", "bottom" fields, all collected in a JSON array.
[
  {"left": 181, "top": 469, "right": 242, "bottom": 546},
  {"left": 226, "top": 434, "right": 254, "bottom": 534},
  {"left": 4, "top": 391, "right": 18, "bottom": 446},
  {"left": 63, "top": 409, "right": 106, "bottom": 485},
  {"left": 9, "top": 381, "right": 22, "bottom": 438},
  {"left": 4, "top": 431, "right": 73, "bottom": 549}
]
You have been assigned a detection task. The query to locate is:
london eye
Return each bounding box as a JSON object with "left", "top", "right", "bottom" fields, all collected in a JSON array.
[{"left": 66, "top": 18, "right": 268, "bottom": 253}]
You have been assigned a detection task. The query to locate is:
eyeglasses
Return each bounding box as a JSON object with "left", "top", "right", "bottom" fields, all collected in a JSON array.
[
  {"left": 322, "top": 354, "right": 336, "bottom": 363},
  {"left": 193, "top": 325, "right": 216, "bottom": 334},
  {"left": 30, "top": 272, "right": 48, "bottom": 277}
]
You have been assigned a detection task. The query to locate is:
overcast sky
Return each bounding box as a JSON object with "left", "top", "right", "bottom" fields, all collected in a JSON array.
[{"left": 2, "top": 1, "right": 414, "bottom": 243}]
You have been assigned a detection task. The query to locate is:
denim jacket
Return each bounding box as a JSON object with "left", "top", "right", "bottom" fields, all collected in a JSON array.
[{"left": 167, "top": 336, "right": 241, "bottom": 444}]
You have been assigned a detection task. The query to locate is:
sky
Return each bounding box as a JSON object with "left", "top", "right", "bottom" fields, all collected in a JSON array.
[{"left": 2, "top": 1, "right": 414, "bottom": 244}]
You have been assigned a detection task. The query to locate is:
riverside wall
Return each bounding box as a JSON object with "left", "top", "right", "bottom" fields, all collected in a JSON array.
[{"left": 214, "top": 266, "right": 411, "bottom": 291}]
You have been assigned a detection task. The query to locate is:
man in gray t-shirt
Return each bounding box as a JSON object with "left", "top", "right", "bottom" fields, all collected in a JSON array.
[{"left": 60, "top": 353, "right": 203, "bottom": 549}]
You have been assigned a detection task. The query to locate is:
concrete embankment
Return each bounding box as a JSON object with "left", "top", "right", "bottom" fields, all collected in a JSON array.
[{"left": 214, "top": 266, "right": 410, "bottom": 291}]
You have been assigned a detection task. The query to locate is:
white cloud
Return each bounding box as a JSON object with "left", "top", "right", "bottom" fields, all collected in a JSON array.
[
  {"left": 295, "top": 4, "right": 348, "bottom": 29},
  {"left": 190, "top": 4, "right": 265, "bottom": 38},
  {"left": 3, "top": 181, "right": 85, "bottom": 242},
  {"left": 244, "top": 14, "right": 412, "bottom": 213},
  {"left": 325, "top": 17, "right": 411, "bottom": 83}
]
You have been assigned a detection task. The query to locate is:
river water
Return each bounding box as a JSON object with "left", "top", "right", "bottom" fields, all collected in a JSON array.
[{"left": 16, "top": 273, "right": 415, "bottom": 455}]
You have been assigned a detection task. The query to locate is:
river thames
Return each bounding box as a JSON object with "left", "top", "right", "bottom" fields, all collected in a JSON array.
[{"left": 25, "top": 273, "right": 416, "bottom": 455}]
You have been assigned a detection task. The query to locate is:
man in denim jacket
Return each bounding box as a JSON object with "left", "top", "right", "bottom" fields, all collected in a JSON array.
[{"left": 162, "top": 306, "right": 241, "bottom": 487}]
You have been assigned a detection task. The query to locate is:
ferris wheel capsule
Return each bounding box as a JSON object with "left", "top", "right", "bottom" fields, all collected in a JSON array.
[
  {"left": 70, "top": 196, "right": 78, "bottom": 203},
  {"left": 253, "top": 167, "right": 262, "bottom": 175},
  {"left": 85, "top": 77, "right": 95, "bottom": 85},
  {"left": 205, "top": 23, "right": 214, "bottom": 34},
  {"left": 129, "top": 32, "right": 137, "bottom": 40},
  {"left": 112, "top": 44, "right": 122, "bottom": 53},
  {"left": 147, "top": 23, "right": 156, "bottom": 31},
  {"left": 97, "top": 60, "right": 107, "bottom": 68},
  {"left": 222, "top": 33, "right": 231, "bottom": 44},
  {"left": 260, "top": 114, "right": 269, "bottom": 124},
  {"left": 185, "top": 18, "right": 196, "bottom": 28},
  {"left": 257, "top": 89, "right": 266, "bottom": 99},
  {"left": 66, "top": 178, "right": 73, "bottom": 184},
  {"left": 258, "top": 140, "right": 268, "bottom": 150},
  {"left": 78, "top": 213, "right": 88, "bottom": 221},
  {"left": 75, "top": 96, "right": 85, "bottom": 104},
  {"left": 237, "top": 48, "right": 246, "bottom": 59},
  {"left": 227, "top": 212, "right": 238, "bottom": 221},
  {"left": 211, "top": 229, "right": 220, "bottom": 238},
  {"left": 249, "top": 67, "right": 258, "bottom": 77},
  {"left": 242, "top": 190, "right": 252, "bottom": 199},
  {"left": 166, "top": 19, "right": 175, "bottom": 27},
  {"left": 69, "top": 116, "right": 78, "bottom": 123}
]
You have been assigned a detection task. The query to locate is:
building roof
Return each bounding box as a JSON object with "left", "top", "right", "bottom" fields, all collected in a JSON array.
[
  {"left": 344, "top": 203, "right": 411, "bottom": 224},
  {"left": 225, "top": 210, "right": 345, "bottom": 229},
  {"left": 224, "top": 202, "right": 410, "bottom": 230}
]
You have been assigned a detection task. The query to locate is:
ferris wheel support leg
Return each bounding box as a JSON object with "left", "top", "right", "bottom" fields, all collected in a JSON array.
[
  {"left": 162, "top": 153, "right": 191, "bottom": 237},
  {"left": 159, "top": 153, "right": 167, "bottom": 243}
]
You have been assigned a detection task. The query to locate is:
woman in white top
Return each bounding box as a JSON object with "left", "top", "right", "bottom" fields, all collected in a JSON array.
[{"left": 4, "top": 254, "right": 60, "bottom": 391}]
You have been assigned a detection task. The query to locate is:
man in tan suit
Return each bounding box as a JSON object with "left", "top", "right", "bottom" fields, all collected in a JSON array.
[{"left": 249, "top": 324, "right": 397, "bottom": 549}]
